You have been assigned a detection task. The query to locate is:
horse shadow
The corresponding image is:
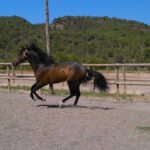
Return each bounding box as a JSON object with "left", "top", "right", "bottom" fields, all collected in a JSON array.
[{"left": 37, "top": 104, "right": 115, "bottom": 110}]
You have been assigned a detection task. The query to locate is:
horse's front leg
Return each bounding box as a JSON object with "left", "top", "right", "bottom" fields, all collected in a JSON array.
[
  {"left": 30, "top": 82, "right": 37, "bottom": 101},
  {"left": 31, "top": 81, "right": 48, "bottom": 101}
]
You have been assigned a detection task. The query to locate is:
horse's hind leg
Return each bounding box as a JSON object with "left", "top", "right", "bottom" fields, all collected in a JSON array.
[
  {"left": 59, "top": 95, "right": 74, "bottom": 107},
  {"left": 73, "top": 83, "right": 81, "bottom": 106},
  {"left": 74, "top": 90, "right": 80, "bottom": 106},
  {"left": 59, "top": 81, "right": 75, "bottom": 108}
]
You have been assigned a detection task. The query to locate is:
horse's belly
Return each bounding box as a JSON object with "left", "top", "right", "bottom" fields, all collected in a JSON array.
[
  {"left": 48, "top": 70, "right": 68, "bottom": 83},
  {"left": 40, "top": 74, "right": 67, "bottom": 83},
  {"left": 50, "top": 76, "right": 67, "bottom": 83}
]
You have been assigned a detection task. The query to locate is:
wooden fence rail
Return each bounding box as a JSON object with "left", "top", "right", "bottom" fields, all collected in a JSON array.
[{"left": 0, "top": 63, "right": 150, "bottom": 100}]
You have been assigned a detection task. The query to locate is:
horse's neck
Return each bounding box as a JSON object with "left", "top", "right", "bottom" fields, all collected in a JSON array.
[
  {"left": 28, "top": 54, "right": 40, "bottom": 73},
  {"left": 29, "top": 60, "right": 39, "bottom": 72}
]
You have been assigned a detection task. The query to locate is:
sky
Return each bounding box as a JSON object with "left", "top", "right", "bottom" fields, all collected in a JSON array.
[{"left": 0, "top": 0, "right": 150, "bottom": 25}]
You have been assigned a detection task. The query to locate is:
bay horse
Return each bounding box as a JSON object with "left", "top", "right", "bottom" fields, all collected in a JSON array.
[{"left": 12, "top": 44, "right": 109, "bottom": 107}]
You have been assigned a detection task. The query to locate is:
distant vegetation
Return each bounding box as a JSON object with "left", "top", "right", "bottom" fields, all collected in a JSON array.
[{"left": 0, "top": 16, "right": 150, "bottom": 63}]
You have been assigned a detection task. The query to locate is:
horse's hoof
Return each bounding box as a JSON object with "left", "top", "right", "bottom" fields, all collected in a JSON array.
[
  {"left": 59, "top": 102, "right": 64, "bottom": 108},
  {"left": 41, "top": 98, "right": 46, "bottom": 101}
]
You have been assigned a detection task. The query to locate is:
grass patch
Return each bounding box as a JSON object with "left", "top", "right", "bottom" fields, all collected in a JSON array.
[
  {"left": 136, "top": 126, "right": 150, "bottom": 132},
  {"left": 0, "top": 85, "right": 30, "bottom": 91}
]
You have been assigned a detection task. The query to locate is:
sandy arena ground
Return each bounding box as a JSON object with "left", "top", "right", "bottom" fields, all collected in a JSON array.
[{"left": 0, "top": 91, "right": 150, "bottom": 150}]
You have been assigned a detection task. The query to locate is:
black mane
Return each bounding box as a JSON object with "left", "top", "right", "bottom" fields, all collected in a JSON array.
[{"left": 28, "top": 44, "right": 55, "bottom": 65}]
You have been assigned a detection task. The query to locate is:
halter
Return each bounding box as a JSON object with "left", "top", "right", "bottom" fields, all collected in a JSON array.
[{"left": 23, "top": 49, "right": 28, "bottom": 60}]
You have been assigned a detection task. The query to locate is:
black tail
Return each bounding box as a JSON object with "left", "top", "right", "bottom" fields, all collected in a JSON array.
[{"left": 83, "top": 69, "right": 109, "bottom": 92}]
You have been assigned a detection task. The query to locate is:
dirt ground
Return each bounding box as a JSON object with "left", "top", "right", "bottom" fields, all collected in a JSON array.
[{"left": 0, "top": 91, "right": 150, "bottom": 150}]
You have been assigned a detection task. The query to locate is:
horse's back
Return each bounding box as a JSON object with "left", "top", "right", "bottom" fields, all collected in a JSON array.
[
  {"left": 52, "top": 62, "right": 86, "bottom": 81},
  {"left": 53, "top": 62, "right": 85, "bottom": 71}
]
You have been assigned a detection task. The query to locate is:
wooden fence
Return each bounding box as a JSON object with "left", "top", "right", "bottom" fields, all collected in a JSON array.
[{"left": 0, "top": 63, "right": 150, "bottom": 100}]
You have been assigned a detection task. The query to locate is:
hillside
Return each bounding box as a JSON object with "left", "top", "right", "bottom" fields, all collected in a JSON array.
[{"left": 0, "top": 16, "right": 150, "bottom": 63}]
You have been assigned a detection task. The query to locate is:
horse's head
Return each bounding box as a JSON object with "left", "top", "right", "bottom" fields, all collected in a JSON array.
[{"left": 12, "top": 46, "right": 29, "bottom": 66}]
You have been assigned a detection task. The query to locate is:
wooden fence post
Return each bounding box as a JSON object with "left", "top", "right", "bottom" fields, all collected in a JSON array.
[
  {"left": 12, "top": 65, "right": 15, "bottom": 84},
  {"left": 123, "top": 66, "right": 126, "bottom": 96},
  {"left": 21, "top": 65, "right": 23, "bottom": 75},
  {"left": 7, "top": 65, "right": 11, "bottom": 92},
  {"left": 116, "top": 66, "right": 120, "bottom": 101},
  {"left": 137, "top": 66, "right": 140, "bottom": 78}
]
